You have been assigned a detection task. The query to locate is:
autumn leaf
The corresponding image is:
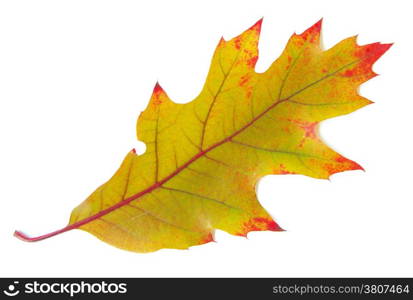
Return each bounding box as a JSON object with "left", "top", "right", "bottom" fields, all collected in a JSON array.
[{"left": 15, "top": 19, "right": 391, "bottom": 253}]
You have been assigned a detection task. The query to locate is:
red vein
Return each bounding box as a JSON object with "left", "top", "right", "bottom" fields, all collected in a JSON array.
[
  {"left": 14, "top": 96, "right": 289, "bottom": 242},
  {"left": 15, "top": 54, "right": 373, "bottom": 243}
]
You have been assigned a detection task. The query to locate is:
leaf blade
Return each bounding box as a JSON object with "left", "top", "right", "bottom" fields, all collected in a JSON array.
[{"left": 16, "top": 20, "right": 391, "bottom": 253}]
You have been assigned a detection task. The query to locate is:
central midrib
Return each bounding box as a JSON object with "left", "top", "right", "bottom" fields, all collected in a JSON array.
[
  {"left": 14, "top": 96, "right": 289, "bottom": 242},
  {"left": 14, "top": 55, "right": 364, "bottom": 242}
]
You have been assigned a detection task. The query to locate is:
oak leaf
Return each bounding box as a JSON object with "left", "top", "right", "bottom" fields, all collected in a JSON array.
[{"left": 15, "top": 19, "right": 391, "bottom": 252}]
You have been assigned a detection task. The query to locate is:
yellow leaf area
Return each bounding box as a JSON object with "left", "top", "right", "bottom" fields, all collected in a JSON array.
[{"left": 15, "top": 20, "right": 391, "bottom": 252}]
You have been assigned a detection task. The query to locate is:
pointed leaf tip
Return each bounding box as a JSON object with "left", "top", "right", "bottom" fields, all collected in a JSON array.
[
  {"left": 201, "top": 232, "right": 215, "bottom": 244},
  {"left": 251, "top": 18, "right": 263, "bottom": 34},
  {"left": 153, "top": 82, "right": 163, "bottom": 94},
  {"left": 379, "top": 43, "right": 393, "bottom": 54},
  {"left": 312, "top": 18, "right": 323, "bottom": 32},
  {"left": 299, "top": 19, "right": 323, "bottom": 43}
]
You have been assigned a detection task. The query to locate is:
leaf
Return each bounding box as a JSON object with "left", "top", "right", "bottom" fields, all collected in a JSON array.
[{"left": 15, "top": 19, "right": 391, "bottom": 253}]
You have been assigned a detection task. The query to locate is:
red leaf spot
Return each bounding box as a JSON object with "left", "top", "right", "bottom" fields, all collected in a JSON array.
[
  {"left": 291, "top": 120, "right": 318, "bottom": 139},
  {"left": 239, "top": 75, "right": 250, "bottom": 86},
  {"left": 282, "top": 126, "right": 291, "bottom": 133},
  {"left": 152, "top": 98, "right": 162, "bottom": 105},
  {"left": 250, "top": 18, "right": 263, "bottom": 34},
  {"left": 323, "top": 163, "right": 338, "bottom": 174},
  {"left": 335, "top": 156, "right": 364, "bottom": 170},
  {"left": 343, "top": 69, "right": 354, "bottom": 77},
  {"left": 335, "top": 156, "right": 347, "bottom": 163},
  {"left": 324, "top": 160, "right": 364, "bottom": 175},
  {"left": 303, "top": 122, "right": 317, "bottom": 138},
  {"left": 279, "top": 163, "right": 295, "bottom": 174},
  {"left": 253, "top": 217, "right": 283, "bottom": 231},
  {"left": 234, "top": 37, "right": 241, "bottom": 50},
  {"left": 237, "top": 217, "right": 283, "bottom": 236},
  {"left": 247, "top": 55, "right": 258, "bottom": 67},
  {"left": 300, "top": 19, "right": 322, "bottom": 43},
  {"left": 296, "top": 39, "right": 304, "bottom": 47},
  {"left": 201, "top": 232, "right": 214, "bottom": 244},
  {"left": 354, "top": 43, "right": 393, "bottom": 71},
  {"left": 153, "top": 82, "right": 162, "bottom": 94},
  {"left": 152, "top": 83, "right": 165, "bottom": 105}
]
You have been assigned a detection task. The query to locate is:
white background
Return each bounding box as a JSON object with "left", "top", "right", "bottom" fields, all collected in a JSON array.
[{"left": 0, "top": 0, "right": 411, "bottom": 277}]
